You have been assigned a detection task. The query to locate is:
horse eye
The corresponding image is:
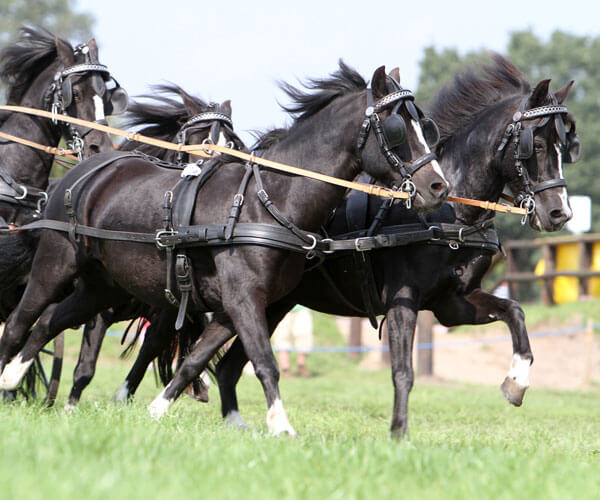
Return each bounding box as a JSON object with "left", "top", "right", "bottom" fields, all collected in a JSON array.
[
  {"left": 534, "top": 143, "right": 545, "bottom": 153},
  {"left": 73, "top": 90, "right": 81, "bottom": 103}
]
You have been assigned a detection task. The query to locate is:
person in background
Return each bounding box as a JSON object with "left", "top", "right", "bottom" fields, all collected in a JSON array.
[{"left": 272, "top": 305, "right": 314, "bottom": 377}]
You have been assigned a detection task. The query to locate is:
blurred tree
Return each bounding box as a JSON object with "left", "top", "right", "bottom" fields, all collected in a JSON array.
[
  {"left": 416, "top": 30, "right": 600, "bottom": 298},
  {"left": 0, "top": 0, "right": 94, "bottom": 47}
]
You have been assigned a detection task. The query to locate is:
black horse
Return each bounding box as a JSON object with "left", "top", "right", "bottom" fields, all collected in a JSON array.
[
  {"left": 0, "top": 62, "right": 448, "bottom": 435},
  {"left": 65, "top": 84, "right": 241, "bottom": 409},
  {"left": 0, "top": 26, "right": 126, "bottom": 319},
  {"left": 184, "top": 55, "right": 580, "bottom": 437}
]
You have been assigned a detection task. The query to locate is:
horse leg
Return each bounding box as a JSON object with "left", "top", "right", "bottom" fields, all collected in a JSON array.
[
  {"left": 216, "top": 302, "right": 292, "bottom": 429},
  {"left": 0, "top": 279, "right": 128, "bottom": 391},
  {"left": 148, "top": 313, "right": 236, "bottom": 419},
  {"left": 115, "top": 310, "right": 177, "bottom": 402},
  {"left": 0, "top": 234, "right": 79, "bottom": 382},
  {"left": 65, "top": 312, "right": 111, "bottom": 409},
  {"left": 386, "top": 290, "right": 419, "bottom": 439},
  {"left": 434, "top": 288, "right": 533, "bottom": 406}
]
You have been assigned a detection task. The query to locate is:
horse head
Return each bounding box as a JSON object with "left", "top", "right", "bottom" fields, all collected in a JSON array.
[
  {"left": 501, "top": 79, "right": 580, "bottom": 232},
  {"left": 52, "top": 35, "right": 125, "bottom": 158},
  {"left": 359, "top": 65, "right": 449, "bottom": 211}
]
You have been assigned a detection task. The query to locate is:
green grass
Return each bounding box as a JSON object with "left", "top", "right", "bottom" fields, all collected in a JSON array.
[{"left": 0, "top": 313, "right": 599, "bottom": 499}]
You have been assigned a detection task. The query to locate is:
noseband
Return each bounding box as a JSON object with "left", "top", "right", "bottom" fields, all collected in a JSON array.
[
  {"left": 356, "top": 86, "right": 438, "bottom": 209},
  {"left": 497, "top": 94, "right": 569, "bottom": 224}
]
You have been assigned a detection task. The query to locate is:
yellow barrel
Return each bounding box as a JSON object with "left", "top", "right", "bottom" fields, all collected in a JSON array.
[
  {"left": 589, "top": 242, "right": 600, "bottom": 297},
  {"left": 553, "top": 243, "right": 579, "bottom": 303}
]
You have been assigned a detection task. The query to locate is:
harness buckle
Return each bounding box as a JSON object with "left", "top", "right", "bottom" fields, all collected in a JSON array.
[
  {"left": 354, "top": 237, "right": 372, "bottom": 252},
  {"left": 321, "top": 238, "right": 335, "bottom": 254},
  {"left": 155, "top": 229, "right": 178, "bottom": 249}
]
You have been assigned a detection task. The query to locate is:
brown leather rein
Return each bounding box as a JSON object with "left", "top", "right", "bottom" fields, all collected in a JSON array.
[{"left": 0, "top": 104, "right": 527, "bottom": 215}]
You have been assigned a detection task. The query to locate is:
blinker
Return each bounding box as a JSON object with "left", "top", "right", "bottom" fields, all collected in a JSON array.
[{"left": 382, "top": 112, "right": 407, "bottom": 149}]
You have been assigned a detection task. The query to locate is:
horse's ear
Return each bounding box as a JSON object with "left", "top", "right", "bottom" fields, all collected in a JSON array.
[
  {"left": 371, "top": 66, "right": 388, "bottom": 100},
  {"left": 86, "top": 38, "right": 100, "bottom": 62},
  {"left": 388, "top": 67, "right": 401, "bottom": 85},
  {"left": 179, "top": 89, "right": 200, "bottom": 115},
  {"left": 220, "top": 100, "right": 232, "bottom": 117},
  {"left": 528, "top": 79, "right": 551, "bottom": 107},
  {"left": 554, "top": 80, "right": 574, "bottom": 104},
  {"left": 55, "top": 37, "right": 75, "bottom": 66}
]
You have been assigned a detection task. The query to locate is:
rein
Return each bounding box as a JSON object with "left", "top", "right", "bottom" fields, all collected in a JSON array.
[
  {"left": 0, "top": 104, "right": 528, "bottom": 215},
  {"left": 0, "top": 130, "right": 80, "bottom": 160}
]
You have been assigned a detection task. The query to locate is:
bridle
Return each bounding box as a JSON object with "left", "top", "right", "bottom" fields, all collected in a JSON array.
[
  {"left": 175, "top": 106, "right": 245, "bottom": 164},
  {"left": 44, "top": 42, "right": 127, "bottom": 159},
  {"left": 497, "top": 93, "right": 569, "bottom": 224},
  {"left": 356, "top": 81, "right": 439, "bottom": 209}
]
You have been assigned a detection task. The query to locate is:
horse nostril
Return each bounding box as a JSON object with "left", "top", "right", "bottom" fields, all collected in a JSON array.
[
  {"left": 89, "top": 144, "right": 100, "bottom": 155},
  {"left": 430, "top": 182, "right": 449, "bottom": 199},
  {"left": 550, "top": 209, "right": 566, "bottom": 221}
]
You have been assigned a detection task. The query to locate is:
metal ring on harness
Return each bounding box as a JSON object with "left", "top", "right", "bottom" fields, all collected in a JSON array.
[
  {"left": 36, "top": 191, "right": 48, "bottom": 213},
  {"left": 401, "top": 178, "right": 416, "bottom": 209},
  {"left": 519, "top": 195, "right": 536, "bottom": 225},
  {"left": 458, "top": 227, "right": 464, "bottom": 243},
  {"left": 201, "top": 138, "right": 215, "bottom": 156},
  {"left": 301, "top": 234, "right": 317, "bottom": 251},
  {"left": 15, "top": 185, "right": 28, "bottom": 200}
]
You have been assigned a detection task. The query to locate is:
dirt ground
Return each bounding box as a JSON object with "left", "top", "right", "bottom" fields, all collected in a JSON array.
[{"left": 336, "top": 316, "right": 600, "bottom": 391}]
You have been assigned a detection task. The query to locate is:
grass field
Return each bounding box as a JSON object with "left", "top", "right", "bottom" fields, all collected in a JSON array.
[{"left": 1, "top": 308, "right": 599, "bottom": 499}]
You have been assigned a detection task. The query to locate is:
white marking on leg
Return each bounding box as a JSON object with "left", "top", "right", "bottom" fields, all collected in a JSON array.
[
  {"left": 200, "top": 371, "right": 211, "bottom": 389},
  {"left": 266, "top": 398, "right": 297, "bottom": 437},
  {"left": 64, "top": 402, "right": 75, "bottom": 412},
  {"left": 411, "top": 120, "right": 449, "bottom": 186},
  {"left": 508, "top": 353, "right": 531, "bottom": 389},
  {"left": 113, "top": 381, "right": 130, "bottom": 404},
  {"left": 92, "top": 95, "right": 106, "bottom": 122},
  {"left": 224, "top": 410, "right": 248, "bottom": 429},
  {"left": 0, "top": 354, "right": 34, "bottom": 390},
  {"left": 148, "top": 387, "right": 174, "bottom": 420}
]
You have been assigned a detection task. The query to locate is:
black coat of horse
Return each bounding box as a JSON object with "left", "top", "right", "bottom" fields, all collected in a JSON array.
[
  {"left": 66, "top": 84, "right": 240, "bottom": 408},
  {"left": 193, "top": 55, "right": 580, "bottom": 437},
  {"left": 0, "top": 62, "right": 448, "bottom": 435},
  {"left": 0, "top": 26, "right": 123, "bottom": 319}
]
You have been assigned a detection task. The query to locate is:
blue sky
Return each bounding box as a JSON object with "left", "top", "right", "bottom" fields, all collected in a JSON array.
[{"left": 78, "top": 0, "right": 598, "bottom": 144}]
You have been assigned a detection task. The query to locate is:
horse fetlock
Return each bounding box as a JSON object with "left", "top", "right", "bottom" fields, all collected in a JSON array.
[
  {"left": 148, "top": 388, "right": 174, "bottom": 419},
  {"left": 266, "top": 399, "right": 297, "bottom": 437},
  {"left": 224, "top": 410, "right": 249, "bottom": 430},
  {"left": 0, "top": 354, "right": 33, "bottom": 390}
]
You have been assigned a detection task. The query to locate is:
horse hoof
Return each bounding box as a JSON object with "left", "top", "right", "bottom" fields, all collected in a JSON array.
[
  {"left": 500, "top": 376, "right": 527, "bottom": 407},
  {"left": 224, "top": 410, "right": 249, "bottom": 430}
]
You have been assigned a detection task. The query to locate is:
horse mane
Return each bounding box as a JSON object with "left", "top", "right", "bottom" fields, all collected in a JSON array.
[
  {"left": 0, "top": 26, "right": 71, "bottom": 104},
  {"left": 246, "top": 61, "right": 366, "bottom": 152},
  {"left": 251, "top": 127, "right": 290, "bottom": 151},
  {"left": 279, "top": 59, "right": 367, "bottom": 121},
  {"left": 428, "top": 53, "right": 531, "bottom": 146},
  {"left": 120, "top": 84, "right": 215, "bottom": 158}
]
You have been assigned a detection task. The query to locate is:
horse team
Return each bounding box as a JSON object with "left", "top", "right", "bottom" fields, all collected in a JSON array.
[{"left": 0, "top": 26, "right": 581, "bottom": 438}]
